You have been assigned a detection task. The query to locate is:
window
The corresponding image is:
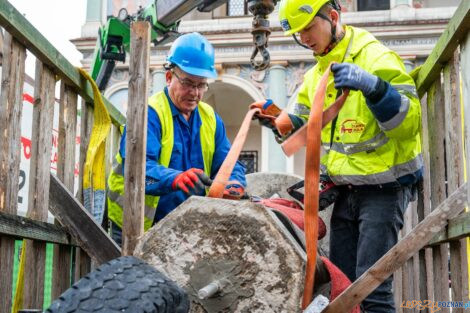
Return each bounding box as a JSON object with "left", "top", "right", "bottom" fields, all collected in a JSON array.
[
  {"left": 239, "top": 151, "right": 258, "bottom": 174},
  {"left": 357, "top": 0, "right": 390, "bottom": 11},
  {"left": 227, "top": 0, "right": 248, "bottom": 16}
]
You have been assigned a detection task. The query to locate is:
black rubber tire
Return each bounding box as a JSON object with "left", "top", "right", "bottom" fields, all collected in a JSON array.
[{"left": 45, "top": 256, "right": 189, "bottom": 313}]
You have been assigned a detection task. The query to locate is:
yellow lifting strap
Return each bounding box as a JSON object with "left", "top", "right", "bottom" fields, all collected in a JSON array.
[
  {"left": 12, "top": 69, "right": 111, "bottom": 312},
  {"left": 12, "top": 240, "right": 26, "bottom": 313},
  {"left": 78, "top": 68, "right": 111, "bottom": 223}
]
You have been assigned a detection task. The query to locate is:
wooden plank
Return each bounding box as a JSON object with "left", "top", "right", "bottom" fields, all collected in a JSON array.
[
  {"left": 122, "top": 21, "right": 150, "bottom": 256},
  {"left": 75, "top": 100, "right": 93, "bottom": 281},
  {"left": 0, "top": 211, "right": 77, "bottom": 245},
  {"left": 442, "top": 52, "right": 466, "bottom": 312},
  {"left": 409, "top": 201, "right": 418, "bottom": 299},
  {"left": 324, "top": 182, "right": 468, "bottom": 313},
  {"left": 52, "top": 82, "right": 78, "bottom": 299},
  {"left": 393, "top": 266, "right": 403, "bottom": 313},
  {"left": 57, "top": 83, "right": 78, "bottom": 191},
  {"left": 427, "top": 212, "right": 470, "bottom": 245},
  {"left": 416, "top": 0, "right": 470, "bottom": 97},
  {"left": 401, "top": 205, "right": 415, "bottom": 304},
  {"left": 76, "top": 100, "right": 92, "bottom": 204},
  {"left": 0, "top": 0, "right": 126, "bottom": 128},
  {"left": 0, "top": 238, "right": 15, "bottom": 312},
  {"left": 48, "top": 173, "right": 121, "bottom": 264},
  {"left": 461, "top": 18, "right": 470, "bottom": 305},
  {"left": 418, "top": 94, "right": 434, "bottom": 301},
  {"left": 0, "top": 32, "right": 25, "bottom": 214},
  {"left": 75, "top": 247, "right": 91, "bottom": 282},
  {"left": 427, "top": 78, "right": 450, "bottom": 310},
  {"left": 23, "top": 60, "right": 56, "bottom": 309},
  {"left": 0, "top": 31, "right": 26, "bottom": 313}
]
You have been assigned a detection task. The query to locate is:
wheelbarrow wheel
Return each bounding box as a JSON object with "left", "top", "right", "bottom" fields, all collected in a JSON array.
[{"left": 45, "top": 256, "right": 189, "bottom": 313}]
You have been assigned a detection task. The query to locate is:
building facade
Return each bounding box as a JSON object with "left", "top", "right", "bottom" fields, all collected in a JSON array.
[{"left": 74, "top": 0, "right": 460, "bottom": 176}]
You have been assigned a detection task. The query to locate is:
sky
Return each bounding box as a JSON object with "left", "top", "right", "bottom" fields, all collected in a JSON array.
[{"left": 8, "top": 0, "right": 87, "bottom": 76}]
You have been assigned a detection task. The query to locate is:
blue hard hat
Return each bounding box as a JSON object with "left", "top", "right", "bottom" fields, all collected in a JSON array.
[{"left": 166, "top": 32, "right": 217, "bottom": 78}]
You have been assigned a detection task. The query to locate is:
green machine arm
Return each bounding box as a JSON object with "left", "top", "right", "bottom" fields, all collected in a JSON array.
[{"left": 91, "top": 0, "right": 279, "bottom": 91}]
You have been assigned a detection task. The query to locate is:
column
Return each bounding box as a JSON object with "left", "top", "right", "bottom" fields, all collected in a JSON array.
[
  {"left": 81, "top": 0, "right": 103, "bottom": 38},
  {"left": 151, "top": 70, "right": 167, "bottom": 95},
  {"left": 391, "top": 0, "right": 412, "bottom": 8},
  {"left": 263, "top": 65, "right": 287, "bottom": 173},
  {"left": 390, "top": 0, "right": 414, "bottom": 21}
]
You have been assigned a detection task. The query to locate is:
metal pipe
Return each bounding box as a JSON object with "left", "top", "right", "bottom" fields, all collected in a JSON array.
[{"left": 197, "top": 279, "right": 228, "bottom": 299}]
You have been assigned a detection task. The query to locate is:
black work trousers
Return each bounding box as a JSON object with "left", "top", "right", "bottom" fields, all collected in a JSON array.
[{"left": 329, "top": 184, "right": 414, "bottom": 313}]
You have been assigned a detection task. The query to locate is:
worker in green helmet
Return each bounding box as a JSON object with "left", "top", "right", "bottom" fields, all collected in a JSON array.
[{"left": 259, "top": 1, "right": 423, "bottom": 311}]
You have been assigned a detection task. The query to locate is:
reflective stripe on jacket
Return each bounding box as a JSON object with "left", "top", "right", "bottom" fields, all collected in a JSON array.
[
  {"left": 107, "top": 91, "right": 216, "bottom": 230},
  {"left": 294, "top": 25, "right": 422, "bottom": 185}
]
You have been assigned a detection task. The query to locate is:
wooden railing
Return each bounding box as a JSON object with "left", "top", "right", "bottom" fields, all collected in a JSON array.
[
  {"left": 325, "top": 1, "right": 470, "bottom": 311},
  {"left": 394, "top": 0, "right": 470, "bottom": 310},
  {"left": 0, "top": 0, "right": 123, "bottom": 311}
]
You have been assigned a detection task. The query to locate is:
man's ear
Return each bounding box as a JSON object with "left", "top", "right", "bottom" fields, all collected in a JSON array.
[
  {"left": 165, "top": 70, "right": 172, "bottom": 86},
  {"left": 330, "top": 9, "right": 340, "bottom": 26}
]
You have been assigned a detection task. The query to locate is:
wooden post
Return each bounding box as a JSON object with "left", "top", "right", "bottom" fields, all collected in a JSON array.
[
  {"left": 122, "top": 21, "right": 150, "bottom": 256},
  {"left": 52, "top": 82, "right": 78, "bottom": 299},
  {"left": 324, "top": 183, "right": 468, "bottom": 313},
  {"left": 23, "top": 60, "right": 55, "bottom": 309},
  {"left": 0, "top": 31, "right": 26, "bottom": 313}
]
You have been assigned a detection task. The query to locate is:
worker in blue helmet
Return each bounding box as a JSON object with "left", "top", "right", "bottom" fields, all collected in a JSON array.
[{"left": 107, "top": 32, "right": 246, "bottom": 245}]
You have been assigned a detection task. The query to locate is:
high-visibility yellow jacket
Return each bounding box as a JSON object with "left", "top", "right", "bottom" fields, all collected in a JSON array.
[
  {"left": 294, "top": 25, "right": 422, "bottom": 185},
  {"left": 107, "top": 91, "right": 217, "bottom": 230}
]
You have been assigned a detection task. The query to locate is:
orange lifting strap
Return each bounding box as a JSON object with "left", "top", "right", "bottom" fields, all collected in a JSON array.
[{"left": 207, "top": 63, "right": 349, "bottom": 310}]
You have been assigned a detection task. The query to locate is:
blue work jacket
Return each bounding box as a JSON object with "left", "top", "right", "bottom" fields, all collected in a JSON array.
[{"left": 119, "top": 88, "right": 246, "bottom": 222}]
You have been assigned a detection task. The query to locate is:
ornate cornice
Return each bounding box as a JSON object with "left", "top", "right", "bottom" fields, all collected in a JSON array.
[{"left": 73, "top": 6, "right": 455, "bottom": 70}]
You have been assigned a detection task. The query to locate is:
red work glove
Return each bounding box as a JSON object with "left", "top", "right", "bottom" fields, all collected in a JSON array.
[
  {"left": 223, "top": 181, "right": 245, "bottom": 200},
  {"left": 172, "top": 168, "right": 212, "bottom": 196}
]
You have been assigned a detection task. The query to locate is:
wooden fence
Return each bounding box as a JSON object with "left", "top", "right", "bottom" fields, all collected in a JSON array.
[
  {"left": 392, "top": 1, "right": 470, "bottom": 311},
  {"left": 0, "top": 0, "right": 469, "bottom": 312},
  {"left": 0, "top": 0, "right": 124, "bottom": 311}
]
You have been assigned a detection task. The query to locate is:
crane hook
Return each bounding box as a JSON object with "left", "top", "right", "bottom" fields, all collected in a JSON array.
[
  {"left": 247, "top": 0, "right": 278, "bottom": 71},
  {"left": 250, "top": 16, "right": 271, "bottom": 70}
]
